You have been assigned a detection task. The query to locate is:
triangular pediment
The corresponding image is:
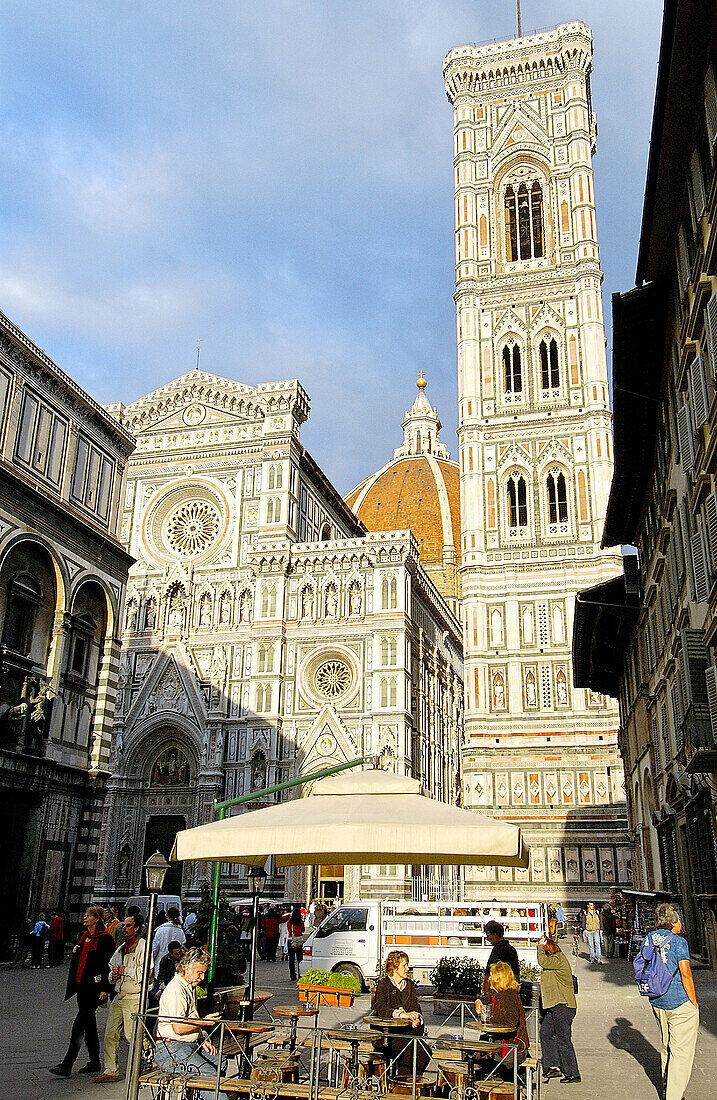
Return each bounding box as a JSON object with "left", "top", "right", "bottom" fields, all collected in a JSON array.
[
  {"left": 125, "top": 648, "right": 205, "bottom": 728},
  {"left": 497, "top": 441, "right": 532, "bottom": 471},
  {"left": 531, "top": 302, "right": 565, "bottom": 334},
  {"left": 299, "top": 705, "right": 358, "bottom": 770},
  {"left": 494, "top": 307, "right": 526, "bottom": 339},
  {"left": 492, "top": 103, "right": 548, "bottom": 157}
]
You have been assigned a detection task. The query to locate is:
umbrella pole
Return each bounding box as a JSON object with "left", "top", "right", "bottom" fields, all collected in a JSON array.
[{"left": 207, "top": 755, "right": 371, "bottom": 982}]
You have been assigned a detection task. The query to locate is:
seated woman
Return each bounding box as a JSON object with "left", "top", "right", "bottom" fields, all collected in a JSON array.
[
  {"left": 372, "top": 950, "right": 431, "bottom": 1075},
  {"left": 475, "top": 961, "right": 530, "bottom": 1080}
]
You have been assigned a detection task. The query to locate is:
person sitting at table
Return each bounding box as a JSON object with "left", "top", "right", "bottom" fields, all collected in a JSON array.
[
  {"left": 476, "top": 961, "right": 530, "bottom": 1080},
  {"left": 372, "top": 950, "right": 430, "bottom": 1075},
  {"left": 155, "top": 947, "right": 227, "bottom": 1100}
]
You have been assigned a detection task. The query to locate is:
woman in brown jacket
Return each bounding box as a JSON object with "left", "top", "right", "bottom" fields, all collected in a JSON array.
[
  {"left": 537, "top": 936, "right": 580, "bottom": 1083},
  {"left": 476, "top": 961, "right": 530, "bottom": 1080},
  {"left": 372, "top": 950, "right": 430, "bottom": 1075}
]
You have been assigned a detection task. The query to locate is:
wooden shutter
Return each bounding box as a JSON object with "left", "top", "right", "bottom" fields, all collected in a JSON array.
[
  {"left": 705, "top": 63, "right": 717, "bottom": 147},
  {"left": 691, "top": 149, "right": 707, "bottom": 219},
  {"left": 691, "top": 528, "right": 710, "bottom": 602},
  {"left": 677, "top": 402, "right": 695, "bottom": 472},
  {"left": 689, "top": 354, "right": 709, "bottom": 429},
  {"left": 706, "top": 666, "right": 717, "bottom": 739}
]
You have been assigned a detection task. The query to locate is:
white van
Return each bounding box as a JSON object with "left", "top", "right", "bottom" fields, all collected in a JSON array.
[
  {"left": 125, "top": 894, "right": 183, "bottom": 924},
  {"left": 300, "top": 899, "right": 548, "bottom": 985}
]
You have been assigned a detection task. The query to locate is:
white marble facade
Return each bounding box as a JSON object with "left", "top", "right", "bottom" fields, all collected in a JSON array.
[{"left": 95, "top": 369, "right": 462, "bottom": 903}]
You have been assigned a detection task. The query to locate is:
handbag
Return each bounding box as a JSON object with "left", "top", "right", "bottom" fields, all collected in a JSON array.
[{"left": 572, "top": 973, "right": 578, "bottom": 994}]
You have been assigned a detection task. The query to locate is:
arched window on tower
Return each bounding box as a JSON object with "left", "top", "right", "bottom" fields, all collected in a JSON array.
[
  {"left": 507, "top": 473, "right": 528, "bottom": 531},
  {"left": 540, "top": 338, "right": 560, "bottom": 390},
  {"left": 547, "top": 471, "right": 569, "bottom": 526},
  {"left": 502, "top": 343, "right": 522, "bottom": 397},
  {"left": 505, "top": 179, "right": 545, "bottom": 261}
]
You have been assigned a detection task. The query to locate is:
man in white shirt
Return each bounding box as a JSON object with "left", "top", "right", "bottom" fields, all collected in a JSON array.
[
  {"left": 93, "top": 915, "right": 147, "bottom": 1083},
  {"left": 156, "top": 948, "right": 226, "bottom": 1099},
  {"left": 152, "top": 907, "right": 186, "bottom": 974}
]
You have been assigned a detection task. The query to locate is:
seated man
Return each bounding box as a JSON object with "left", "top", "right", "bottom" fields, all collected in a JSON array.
[{"left": 156, "top": 948, "right": 226, "bottom": 1099}]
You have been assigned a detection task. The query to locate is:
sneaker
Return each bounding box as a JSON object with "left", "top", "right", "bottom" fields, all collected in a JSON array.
[
  {"left": 49, "top": 1065, "right": 71, "bottom": 1077},
  {"left": 93, "top": 1073, "right": 121, "bottom": 1083},
  {"left": 542, "top": 1068, "right": 561, "bottom": 1080},
  {"left": 78, "top": 1064, "right": 102, "bottom": 1074},
  {"left": 560, "top": 1076, "right": 582, "bottom": 1083}
]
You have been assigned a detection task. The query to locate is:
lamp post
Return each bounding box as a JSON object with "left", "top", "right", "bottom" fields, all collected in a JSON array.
[
  {"left": 245, "top": 864, "right": 267, "bottom": 1021},
  {"left": 126, "top": 851, "right": 169, "bottom": 1100}
]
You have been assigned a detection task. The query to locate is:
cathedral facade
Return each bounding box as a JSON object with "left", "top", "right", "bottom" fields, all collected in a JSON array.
[
  {"left": 95, "top": 370, "right": 462, "bottom": 905},
  {"left": 443, "top": 23, "right": 630, "bottom": 903}
]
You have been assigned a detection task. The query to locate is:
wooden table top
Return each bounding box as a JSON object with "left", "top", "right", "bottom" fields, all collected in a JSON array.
[
  {"left": 363, "top": 1016, "right": 415, "bottom": 1029},
  {"left": 221, "top": 1021, "right": 275, "bottom": 1034},
  {"left": 440, "top": 1038, "right": 504, "bottom": 1053},
  {"left": 273, "top": 1005, "right": 320, "bottom": 1018},
  {"left": 465, "top": 1022, "right": 517, "bottom": 1035},
  {"left": 326, "top": 1029, "right": 381, "bottom": 1043}
]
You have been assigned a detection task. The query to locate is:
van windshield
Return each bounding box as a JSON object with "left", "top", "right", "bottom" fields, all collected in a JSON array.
[{"left": 315, "top": 907, "right": 368, "bottom": 937}]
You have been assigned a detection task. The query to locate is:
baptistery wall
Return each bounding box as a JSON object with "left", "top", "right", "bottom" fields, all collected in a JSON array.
[{"left": 96, "top": 369, "right": 463, "bottom": 906}]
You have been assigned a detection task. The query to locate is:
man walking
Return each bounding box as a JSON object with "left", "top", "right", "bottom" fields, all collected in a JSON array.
[
  {"left": 481, "top": 920, "right": 520, "bottom": 993},
  {"left": 48, "top": 911, "right": 65, "bottom": 967},
  {"left": 644, "top": 903, "right": 699, "bottom": 1100},
  {"left": 93, "top": 913, "right": 146, "bottom": 1083},
  {"left": 600, "top": 902, "right": 616, "bottom": 959},
  {"left": 152, "top": 906, "right": 185, "bottom": 974},
  {"left": 585, "top": 902, "right": 602, "bottom": 963}
]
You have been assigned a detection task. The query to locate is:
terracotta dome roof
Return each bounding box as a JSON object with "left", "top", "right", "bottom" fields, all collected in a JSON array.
[
  {"left": 345, "top": 456, "right": 461, "bottom": 568},
  {"left": 345, "top": 377, "right": 461, "bottom": 603}
]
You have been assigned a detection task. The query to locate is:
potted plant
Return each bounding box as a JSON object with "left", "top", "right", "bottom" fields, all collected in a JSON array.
[
  {"left": 297, "top": 967, "right": 361, "bottom": 1007},
  {"left": 430, "top": 957, "right": 484, "bottom": 1014},
  {"left": 518, "top": 961, "right": 541, "bottom": 1007}
]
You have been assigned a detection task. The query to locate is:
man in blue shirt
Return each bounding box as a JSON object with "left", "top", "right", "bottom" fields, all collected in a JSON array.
[{"left": 644, "top": 903, "right": 699, "bottom": 1100}]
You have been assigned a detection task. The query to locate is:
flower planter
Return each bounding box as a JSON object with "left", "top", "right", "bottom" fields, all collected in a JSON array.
[{"left": 297, "top": 984, "right": 356, "bottom": 1007}]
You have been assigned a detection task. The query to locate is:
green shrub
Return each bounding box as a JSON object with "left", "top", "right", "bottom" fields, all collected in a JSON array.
[
  {"left": 298, "top": 967, "right": 361, "bottom": 992},
  {"left": 430, "top": 957, "right": 484, "bottom": 997},
  {"left": 518, "top": 961, "right": 541, "bottom": 983}
]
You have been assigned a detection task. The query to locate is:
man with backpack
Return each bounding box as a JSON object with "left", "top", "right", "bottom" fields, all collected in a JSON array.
[{"left": 634, "top": 903, "right": 699, "bottom": 1100}]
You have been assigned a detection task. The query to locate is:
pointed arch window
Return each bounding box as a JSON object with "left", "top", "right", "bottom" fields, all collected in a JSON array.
[
  {"left": 505, "top": 179, "right": 545, "bottom": 261},
  {"left": 267, "top": 466, "right": 275, "bottom": 490},
  {"left": 540, "top": 338, "right": 560, "bottom": 389},
  {"left": 502, "top": 343, "right": 522, "bottom": 396},
  {"left": 261, "top": 584, "right": 276, "bottom": 618},
  {"left": 547, "top": 471, "right": 568, "bottom": 524},
  {"left": 266, "top": 498, "right": 274, "bottom": 524},
  {"left": 507, "top": 473, "right": 528, "bottom": 529}
]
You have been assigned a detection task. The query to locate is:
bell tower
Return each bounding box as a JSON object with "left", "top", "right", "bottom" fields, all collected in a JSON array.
[{"left": 444, "top": 23, "right": 630, "bottom": 902}]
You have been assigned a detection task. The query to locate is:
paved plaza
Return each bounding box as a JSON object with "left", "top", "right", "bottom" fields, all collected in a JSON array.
[{"left": 2, "top": 950, "right": 716, "bottom": 1100}]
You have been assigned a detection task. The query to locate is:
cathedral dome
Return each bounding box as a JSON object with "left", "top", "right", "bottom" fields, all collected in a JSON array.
[{"left": 345, "top": 376, "right": 461, "bottom": 608}]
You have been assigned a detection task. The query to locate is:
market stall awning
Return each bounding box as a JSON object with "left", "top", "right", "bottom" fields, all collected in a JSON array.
[
  {"left": 572, "top": 556, "right": 641, "bottom": 697},
  {"left": 171, "top": 769, "right": 529, "bottom": 869}
]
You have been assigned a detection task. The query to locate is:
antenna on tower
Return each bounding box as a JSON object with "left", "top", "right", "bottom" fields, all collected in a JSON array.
[
  {"left": 195, "top": 338, "right": 202, "bottom": 371},
  {"left": 516, "top": 0, "right": 522, "bottom": 38}
]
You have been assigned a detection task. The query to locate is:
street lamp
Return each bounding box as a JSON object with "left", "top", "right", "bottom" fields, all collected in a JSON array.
[
  {"left": 245, "top": 864, "right": 267, "bottom": 1020},
  {"left": 126, "top": 851, "right": 169, "bottom": 1100}
]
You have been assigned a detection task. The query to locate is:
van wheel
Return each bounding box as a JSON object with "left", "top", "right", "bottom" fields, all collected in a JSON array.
[{"left": 333, "top": 962, "right": 364, "bottom": 991}]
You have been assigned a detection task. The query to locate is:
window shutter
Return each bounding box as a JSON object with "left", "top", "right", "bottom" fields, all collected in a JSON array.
[
  {"left": 689, "top": 354, "right": 709, "bottom": 429},
  {"left": 677, "top": 402, "right": 695, "bottom": 472},
  {"left": 705, "top": 492, "right": 717, "bottom": 574},
  {"left": 691, "top": 528, "right": 710, "bottom": 602},
  {"left": 681, "top": 628, "right": 711, "bottom": 725},
  {"left": 705, "top": 63, "right": 717, "bottom": 147},
  {"left": 691, "top": 149, "right": 706, "bottom": 220},
  {"left": 676, "top": 228, "right": 690, "bottom": 291},
  {"left": 706, "top": 292, "right": 717, "bottom": 380},
  {"left": 706, "top": 665, "right": 717, "bottom": 739}
]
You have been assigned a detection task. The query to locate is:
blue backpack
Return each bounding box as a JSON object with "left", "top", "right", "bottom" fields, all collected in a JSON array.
[{"left": 633, "top": 932, "right": 677, "bottom": 998}]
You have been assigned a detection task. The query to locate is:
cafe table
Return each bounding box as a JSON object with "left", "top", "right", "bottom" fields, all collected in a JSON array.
[
  {"left": 325, "top": 1029, "right": 381, "bottom": 1080},
  {"left": 440, "top": 1036, "right": 504, "bottom": 1088},
  {"left": 464, "top": 1022, "right": 519, "bottom": 1100},
  {"left": 272, "top": 1004, "right": 320, "bottom": 1052}
]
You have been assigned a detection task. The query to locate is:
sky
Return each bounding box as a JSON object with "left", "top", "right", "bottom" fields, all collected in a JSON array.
[{"left": 0, "top": 1, "right": 664, "bottom": 493}]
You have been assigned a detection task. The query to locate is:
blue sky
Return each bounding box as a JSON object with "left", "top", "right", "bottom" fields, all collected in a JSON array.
[{"left": 0, "top": 1, "right": 663, "bottom": 493}]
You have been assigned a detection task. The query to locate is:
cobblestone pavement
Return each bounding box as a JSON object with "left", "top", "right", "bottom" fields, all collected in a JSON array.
[{"left": 2, "top": 949, "right": 716, "bottom": 1100}]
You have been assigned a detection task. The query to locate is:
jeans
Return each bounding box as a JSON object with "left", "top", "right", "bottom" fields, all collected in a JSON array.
[
  {"left": 652, "top": 999, "right": 700, "bottom": 1100},
  {"left": 586, "top": 929, "right": 601, "bottom": 961},
  {"left": 540, "top": 1004, "right": 579, "bottom": 1079},
  {"left": 61, "top": 986, "right": 102, "bottom": 1068},
  {"left": 155, "top": 1040, "right": 228, "bottom": 1100},
  {"left": 603, "top": 931, "right": 615, "bottom": 958},
  {"left": 288, "top": 944, "right": 302, "bottom": 981}
]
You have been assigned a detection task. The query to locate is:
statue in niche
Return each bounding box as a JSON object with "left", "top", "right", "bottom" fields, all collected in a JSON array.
[
  {"left": 349, "top": 585, "right": 361, "bottom": 615},
  {"left": 145, "top": 600, "right": 156, "bottom": 630},
  {"left": 199, "top": 597, "right": 212, "bottom": 627},
  {"left": 325, "top": 586, "right": 338, "bottom": 618},
  {"left": 557, "top": 675, "right": 568, "bottom": 705},
  {"left": 239, "top": 591, "right": 252, "bottom": 622},
  {"left": 211, "top": 644, "right": 227, "bottom": 685},
  {"left": 167, "top": 592, "right": 184, "bottom": 629},
  {"left": 525, "top": 674, "right": 537, "bottom": 708},
  {"left": 251, "top": 750, "right": 267, "bottom": 790},
  {"left": 151, "top": 747, "right": 190, "bottom": 785},
  {"left": 126, "top": 602, "right": 138, "bottom": 633},
  {"left": 493, "top": 675, "right": 505, "bottom": 709},
  {"left": 219, "top": 593, "right": 231, "bottom": 625},
  {"left": 119, "top": 844, "right": 131, "bottom": 880},
  {"left": 301, "top": 588, "right": 314, "bottom": 619}
]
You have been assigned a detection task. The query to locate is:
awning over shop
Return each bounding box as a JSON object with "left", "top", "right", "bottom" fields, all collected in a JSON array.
[{"left": 572, "top": 557, "right": 641, "bottom": 697}]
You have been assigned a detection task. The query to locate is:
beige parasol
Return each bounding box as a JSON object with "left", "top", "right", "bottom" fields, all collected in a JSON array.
[{"left": 171, "top": 769, "right": 528, "bottom": 869}]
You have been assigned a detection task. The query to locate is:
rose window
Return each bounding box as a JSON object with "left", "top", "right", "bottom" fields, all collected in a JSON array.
[
  {"left": 314, "top": 659, "right": 352, "bottom": 699},
  {"left": 165, "top": 500, "right": 221, "bottom": 556}
]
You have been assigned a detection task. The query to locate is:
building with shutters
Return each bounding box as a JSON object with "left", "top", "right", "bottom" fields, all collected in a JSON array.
[
  {"left": 443, "top": 22, "right": 630, "bottom": 906},
  {"left": 573, "top": 0, "right": 717, "bottom": 967},
  {"left": 94, "top": 369, "right": 462, "bottom": 907},
  {"left": 0, "top": 310, "right": 135, "bottom": 957}
]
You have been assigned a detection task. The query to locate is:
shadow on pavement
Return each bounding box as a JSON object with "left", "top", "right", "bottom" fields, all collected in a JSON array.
[{"left": 607, "top": 1016, "right": 662, "bottom": 1096}]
